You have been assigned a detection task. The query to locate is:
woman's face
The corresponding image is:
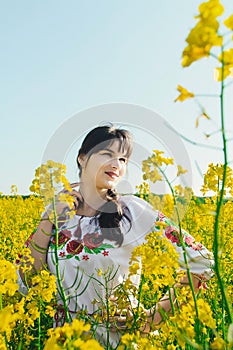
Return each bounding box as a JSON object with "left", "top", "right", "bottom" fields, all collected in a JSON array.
[{"left": 79, "top": 140, "right": 128, "bottom": 192}]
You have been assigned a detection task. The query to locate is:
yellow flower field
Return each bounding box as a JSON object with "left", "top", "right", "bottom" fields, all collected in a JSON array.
[
  {"left": 0, "top": 158, "right": 233, "bottom": 349},
  {"left": 1, "top": 0, "right": 233, "bottom": 348}
]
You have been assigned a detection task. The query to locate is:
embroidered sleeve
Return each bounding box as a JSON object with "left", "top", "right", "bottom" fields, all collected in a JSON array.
[{"left": 154, "top": 211, "right": 214, "bottom": 282}]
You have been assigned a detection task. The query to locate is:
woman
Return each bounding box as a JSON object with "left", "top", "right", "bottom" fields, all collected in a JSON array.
[{"left": 19, "top": 125, "right": 214, "bottom": 347}]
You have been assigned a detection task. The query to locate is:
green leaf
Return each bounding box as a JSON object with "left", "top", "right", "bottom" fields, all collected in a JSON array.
[
  {"left": 66, "top": 254, "right": 73, "bottom": 259},
  {"left": 99, "top": 243, "right": 114, "bottom": 249},
  {"left": 92, "top": 248, "right": 102, "bottom": 254},
  {"left": 84, "top": 246, "right": 94, "bottom": 254}
]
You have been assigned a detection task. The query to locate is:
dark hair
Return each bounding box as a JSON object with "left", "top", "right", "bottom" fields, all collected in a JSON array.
[{"left": 77, "top": 125, "right": 133, "bottom": 246}]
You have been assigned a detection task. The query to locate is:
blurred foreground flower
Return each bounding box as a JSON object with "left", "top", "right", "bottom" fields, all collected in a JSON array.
[
  {"left": 29, "top": 160, "right": 76, "bottom": 220},
  {"left": 44, "top": 319, "right": 104, "bottom": 350}
]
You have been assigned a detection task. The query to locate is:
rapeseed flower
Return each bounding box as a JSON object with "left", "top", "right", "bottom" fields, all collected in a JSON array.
[
  {"left": 224, "top": 14, "right": 233, "bottom": 31},
  {"left": 0, "top": 259, "right": 18, "bottom": 296},
  {"left": 175, "top": 85, "right": 195, "bottom": 102},
  {"left": 44, "top": 319, "right": 104, "bottom": 349},
  {"left": 182, "top": 0, "right": 224, "bottom": 67},
  {"left": 214, "top": 48, "right": 233, "bottom": 81}
]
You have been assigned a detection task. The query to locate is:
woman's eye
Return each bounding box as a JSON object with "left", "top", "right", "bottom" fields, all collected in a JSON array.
[{"left": 120, "top": 157, "right": 127, "bottom": 163}]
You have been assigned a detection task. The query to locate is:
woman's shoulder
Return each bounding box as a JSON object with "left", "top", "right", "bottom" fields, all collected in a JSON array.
[
  {"left": 119, "top": 194, "right": 157, "bottom": 219},
  {"left": 119, "top": 194, "right": 152, "bottom": 207},
  {"left": 119, "top": 194, "right": 159, "bottom": 244}
]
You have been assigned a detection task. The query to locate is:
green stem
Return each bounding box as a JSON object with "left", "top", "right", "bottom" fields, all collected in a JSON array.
[
  {"left": 173, "top": 286, "right": 181, "bottom": 312},
  {"left": 159, "top": 166, "right": 199, "bottom": 319},
  {"left": 104, "top": 274, "right": 110, "bottom": 350},
  {"left": 38, "top": 304, "right": 41, "bottom": 350},
  {"left": 222, "top": 301, "right": 226, "bottom": 341},
  {"left": 168, "top": 288, "right": 175, "bottom": 315},
  {"left": 134, "top": 274, "right": 145, "bottom": 330},
  {"left": 209, "top": 52, "right": 219, "bottom": 60},
  {"left": 195, "top": 93, "right": 220, "bottom": 98},
  {"left": 50, "top": 175, "right": 71, "bottom": 323},
  {"left": 17, "top": 329, "right": 24, "bottom": 350},
  {"left": 213, "top": 49, "right": 233, "bottom": 323}
]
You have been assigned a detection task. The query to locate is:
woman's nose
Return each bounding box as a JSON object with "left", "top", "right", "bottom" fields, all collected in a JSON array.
[{"left": 110, "top": 158, "right": 120, "bottom": 168}]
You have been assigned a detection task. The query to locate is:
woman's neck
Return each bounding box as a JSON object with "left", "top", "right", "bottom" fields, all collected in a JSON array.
[{"left": 76, "top": 182, "right": 107, "bottom": 217}]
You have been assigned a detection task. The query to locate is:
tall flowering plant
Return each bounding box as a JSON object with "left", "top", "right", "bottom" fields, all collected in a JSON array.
[
  {"left": 174, "top": 0, "right": 233, "bottom": 347},
  {"left": 29, "top": 160, "right": 78, "bottom": 323}
]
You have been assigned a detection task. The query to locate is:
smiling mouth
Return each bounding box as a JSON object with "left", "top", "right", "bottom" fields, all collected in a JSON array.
[{"left": 105, "top": 172, "right": 119, "bottom": 179}]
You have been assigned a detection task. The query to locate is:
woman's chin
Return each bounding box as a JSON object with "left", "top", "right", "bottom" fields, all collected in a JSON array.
[{"left": 100, "top": 180, "right": 118, "bottom": 191}]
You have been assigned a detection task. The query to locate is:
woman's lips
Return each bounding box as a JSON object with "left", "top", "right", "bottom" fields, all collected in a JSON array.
[{"left": 105, "top": 172, "right": 119, "bottom": 179}]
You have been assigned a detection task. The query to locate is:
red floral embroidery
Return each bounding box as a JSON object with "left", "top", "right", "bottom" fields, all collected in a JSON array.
[
  {"left": 191, "top": 242, "right": 203, "bottom": 251},
  {"left": 59, "top": 252, "right": 65, "bottom": 257},
  {"left": 185, "top": 236, "right": 194, "bottom": 245},
  {"left": 158, "top": 211, "right": 166, "bottom": 220},
  {"left": 83, "top": 232, "right": 103, "bottom": 249},
  {"left": 66, "top": 240, "right": 83, "bottom": 255},
  {"left": 185, "top": 235, "right": 203, "bottom": 250},
  {"left": 102, "top": 250, "right": 109, "bottom": 256},
  {"left": 25, "top": 234, "right": 34, "bottom": 248},
  {"left": 165, "top": 226, "right": 180, "bottom": 244},
  {"left": 198, "top": 281, "right": 208, "bottom": 289},
  {"left": 51, "top": 230, "right": 71, "bottom": 246},
  {"left": 82, "top": 255, "right": 89, "bottom": 260},
  {"left": 165, "top": 225, "right": 203, "bottom": 251}
]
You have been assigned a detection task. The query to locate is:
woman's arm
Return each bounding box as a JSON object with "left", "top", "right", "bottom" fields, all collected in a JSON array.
[
  {"left": 28, "top": 216, "right": 54, "bottom": 270},
  {"left": 143, "top": 272, "right": 200, "bottom": 332},
  {"left": 17, "top": 215, "right": 54, "bottom": 289},
  {"left": 28, "top": 183, "right": 81, "bottom": 271}
]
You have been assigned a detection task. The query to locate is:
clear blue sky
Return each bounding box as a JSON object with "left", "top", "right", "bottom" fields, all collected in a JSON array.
[{"left": 1, "top": 0, "right": 233, "bottom": 195}]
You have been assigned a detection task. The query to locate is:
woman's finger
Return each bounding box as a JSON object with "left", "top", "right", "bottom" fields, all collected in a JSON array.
[{"left": 70, "top": 182, "right": 80, "bottom": 188}]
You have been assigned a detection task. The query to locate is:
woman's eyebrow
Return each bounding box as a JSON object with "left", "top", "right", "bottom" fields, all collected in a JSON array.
[
  {"left": 102, "top": 149, "right": 127, "bottom": 157},
  {"left": 101, "top": 149, "right": 115, "bottom": 154}
]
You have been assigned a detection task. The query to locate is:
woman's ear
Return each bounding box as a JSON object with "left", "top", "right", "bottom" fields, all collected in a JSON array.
[{"left": 78, "top": 154, "right": 86, "bottom": 168}]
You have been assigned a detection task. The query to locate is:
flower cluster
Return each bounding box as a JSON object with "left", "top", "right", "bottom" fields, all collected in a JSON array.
[
  {"left": 44, "top": 319, "right": 104, "bottom": 350},
  {"left": 30, "top": 160, "right": 76, "bottom": 217},
  {"left": 0, "top": 166, "right": 233, "bottom": 348},
  {"left": 182, "top": 0, "right": 224, "bottom": 67},
  {"left": 141, "top": 149, "right": 192, "bottom": 223},
  {"left": 201, "top": 163, "right": 233, "bottom": 196}
]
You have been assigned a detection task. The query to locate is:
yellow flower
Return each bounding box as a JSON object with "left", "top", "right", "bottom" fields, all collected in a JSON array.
[
  {"left": 198, "top": 0, "right": 224, "bottom": 20},
  {"left": 44, "top": 319, "right": 104, "bottom": 350},
  {"left": 224, "top": 13, "right": 233, "bottom": 30},
  {"left": 214, "top": 48, "right": 233, "bottom": 81},
  {"left": 210, "top": 337, "right": 226, "bottom": 349},
  {"left": 45, "top": 305, "right": 55, "bottom": 318},
  {"left": 181, "top": 1, "right": 224, "bottom": 67},
  {"left": 80, "top": 339, "right": 104, "bottom": 350},
  {"left": 197, "top": 299, "right": 216, "bottom": 328},
  {"left": 201, "top": 163, "right": 233, "bottom": 195},
  {"left": 97, "top": 268, "right": 102, "bottom": 276},
  {"left": 10, "top": 184, "right": 18, "bottom": 195},
  {"left": 136, "top": 182, "right": 150, "bottom": 198},
  {"left": 58, "top": 192, "right": 75, "bottom": 210},
  {"left": 177, "top": 165, "right": 188, "bottom": 176},
  {"left": 182, "top": 44, "right": 210, "bottom": 67},
  {"left": 152, "top": 150, "right": 174, "bottom": 166},
  {"left": 0, "top": 260, "right": 18, "bottom": 296},
  {"left": 0, "top": 305, "right": 14, "bottom": 332},
  {"left": 175, "top": 85, "right": 194, "bottom": 102},
  {"left": 186, "top": 22, "right": 222, "bottom": 48},
  {"left": 29, "top": 160, "right": 72, "bottom": 210}
]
